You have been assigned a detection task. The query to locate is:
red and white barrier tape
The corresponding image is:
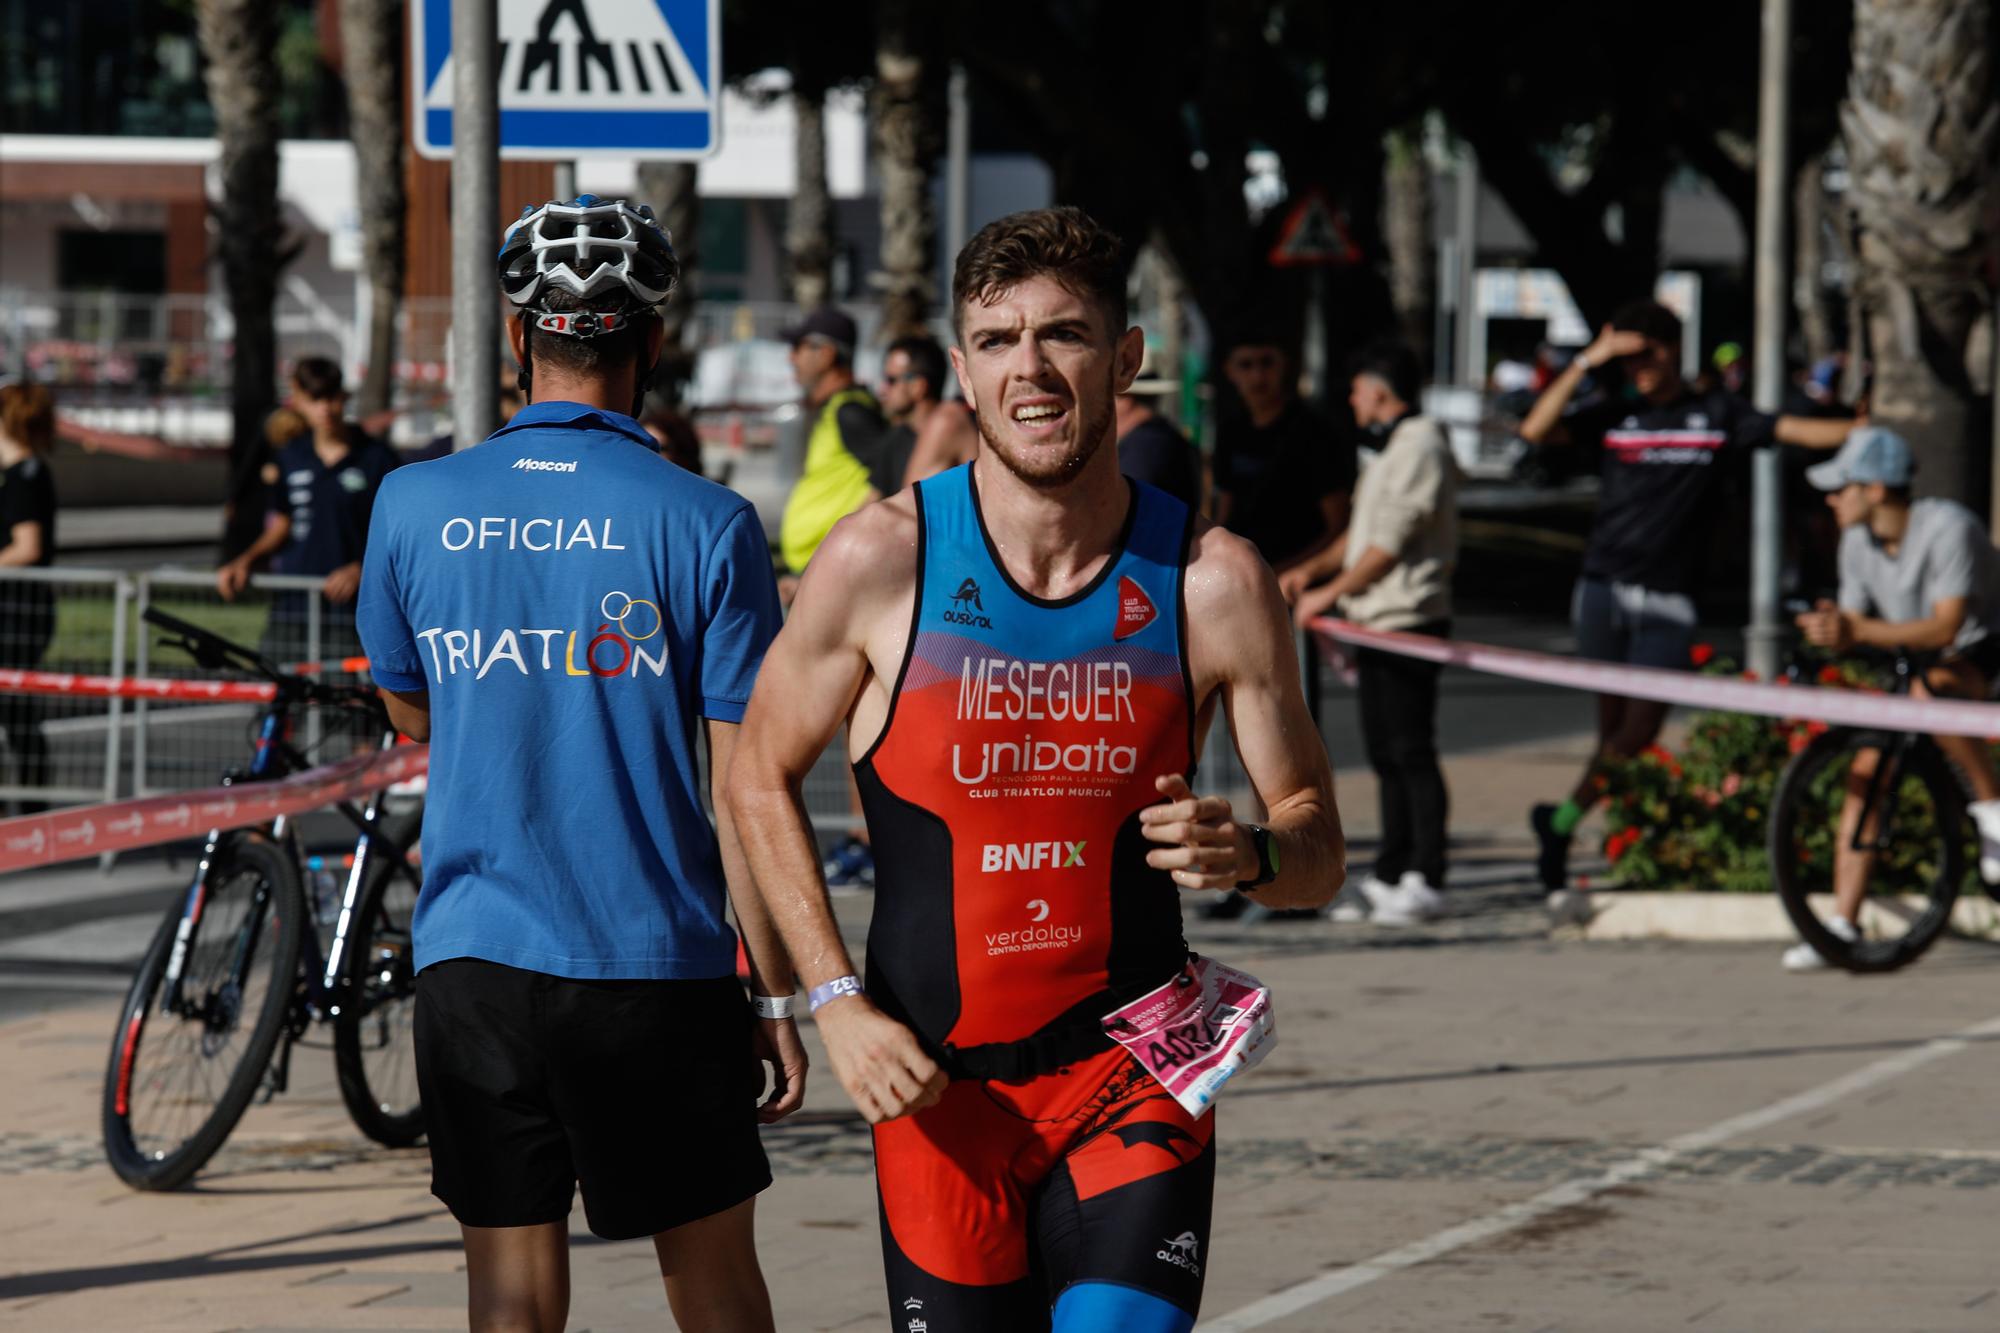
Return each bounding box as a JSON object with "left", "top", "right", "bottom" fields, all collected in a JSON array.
[
  {"left": 0, "top": 659, "right": 371, "bottom": 704},
  {"left": 1310, "top": 619, "right": 2000, "bottom": 740},
  {"left": 0, "top": 746, "right": 429, "bottom": 874}
]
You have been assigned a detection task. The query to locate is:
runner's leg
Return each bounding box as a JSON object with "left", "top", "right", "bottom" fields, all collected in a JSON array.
[
  {"left": 461, "top": 1222, "right": 569, "bottom": 1333},
  {"left": 653, "top": 1197, "right": 775, "bottom": 1333}
]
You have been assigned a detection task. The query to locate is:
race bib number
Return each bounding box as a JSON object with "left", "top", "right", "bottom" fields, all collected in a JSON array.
[{"left": 1103, "top": 955, "right": 1275, "bottom": 1118}]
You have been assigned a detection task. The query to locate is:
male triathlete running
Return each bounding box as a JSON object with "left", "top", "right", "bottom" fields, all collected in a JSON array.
[
  {"left": 357, "top": 196, "right": 804, "bottom": 1332},
  {"left": 729, "top": 206, "right": 1344, "bottom": 1332},
  {"left": 1784, "top": 426, "right": 2000, "bottom": 970}
]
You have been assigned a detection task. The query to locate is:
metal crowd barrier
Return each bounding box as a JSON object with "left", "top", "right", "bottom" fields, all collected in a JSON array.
[{"left": 0, "top": 565, "right": 1287, "bottom": 845}]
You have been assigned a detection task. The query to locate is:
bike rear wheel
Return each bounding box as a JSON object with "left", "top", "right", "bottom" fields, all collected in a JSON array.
[
  {"left": 1769, "top": 727, "right": 1969, "bottom": 973},
  {"left": 333, "top": 803, "right": 424, "bottom": 1146},
  {"left": 101, "top": 834, "right": 304, "bottom": 1189}
]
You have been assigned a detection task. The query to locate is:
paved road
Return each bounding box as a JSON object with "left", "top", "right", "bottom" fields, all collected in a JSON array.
[{"left": 2, "top": 886, "right": 1996, "bottom": 1331}]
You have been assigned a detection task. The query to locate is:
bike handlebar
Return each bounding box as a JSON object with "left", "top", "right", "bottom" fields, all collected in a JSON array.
[{"left": 141, "top": 606, "right": 383, "bottom": 714}]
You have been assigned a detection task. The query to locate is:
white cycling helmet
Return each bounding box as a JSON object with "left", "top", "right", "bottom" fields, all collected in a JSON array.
[{"left": 497, "top": 195, "right": 680, "bottom": 337}]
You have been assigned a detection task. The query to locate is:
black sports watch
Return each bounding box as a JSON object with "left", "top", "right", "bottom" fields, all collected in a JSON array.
[{"left": 1237, "top": 823, "right": 1280, "bottom": 891}]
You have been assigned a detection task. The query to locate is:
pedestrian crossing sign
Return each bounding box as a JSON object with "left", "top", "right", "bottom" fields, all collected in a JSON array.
[
  {"left": 413, "top": 0, "right": 721, "bottom": 160},
  {"left": 1268, "top": 190, "right": 1360, "bottom": 268}
]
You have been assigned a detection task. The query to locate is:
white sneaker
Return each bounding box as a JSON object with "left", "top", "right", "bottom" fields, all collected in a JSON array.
[
  {"left": 1373, "top": 873, "right": 1446, "bottom": 926},
  {"left": 1781, "top": 915, "right": 1858, "bottom": 973},
  {"left": 1330, "top": 875, "right": 1396, "bottom": 923},
  {"left": 1967, "top": 799, "right": 2000, "bottom": 883}
]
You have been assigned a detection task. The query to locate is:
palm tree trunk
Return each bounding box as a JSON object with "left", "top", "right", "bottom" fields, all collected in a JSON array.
[
  {"left": 788, "top": 87, "right": 833, "bottom": 311},
  {"left": 872, "top": 1, "right": 943, "bottom": 340},
  {"left": 339, "top": 0, "right": 406, "bottom": 418},
  {"left": 1793, "top": 151, "right": 1838, "bottom": 367},
  {"left": 1384, "top": 126, "right": 1435, "bottom": 365},
  {"left": 637, "top": 160, "right": 700, "bottom": 405},
  {"left": 196, "top": 0, "right": 282, "bottom": 559},
  {"left": 1843, "top": 0, "right": 1999, "bottom": 501}
]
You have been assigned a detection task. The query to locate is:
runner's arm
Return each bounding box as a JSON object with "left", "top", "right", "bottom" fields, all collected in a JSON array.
[
  {"left": 707, "top": 716, "right": 808, "bottom": 1122},
  {"left": 1145, "top": 525, "right": 1344, "bottom": 909},
  {"left": 725, "top": 507, "right": 947, "bottom": 1124}
]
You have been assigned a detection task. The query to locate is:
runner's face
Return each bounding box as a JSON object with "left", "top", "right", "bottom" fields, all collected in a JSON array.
[{"left": 951, "top": 275, "right": 1135, "bottom": 490}]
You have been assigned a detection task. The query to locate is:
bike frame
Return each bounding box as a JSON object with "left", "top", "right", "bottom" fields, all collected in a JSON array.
[{"left": 160, "top": 705, "right": 419, "bottom": 1025}]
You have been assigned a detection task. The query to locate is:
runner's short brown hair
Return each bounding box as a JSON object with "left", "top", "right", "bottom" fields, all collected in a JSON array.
[{"left": 951, "top": 206, "right": 1128, "bottom": 338}]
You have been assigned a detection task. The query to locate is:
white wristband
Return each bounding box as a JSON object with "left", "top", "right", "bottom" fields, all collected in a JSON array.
[{"left": 750, "top": 993, "right": 795, "bottom": 1020}]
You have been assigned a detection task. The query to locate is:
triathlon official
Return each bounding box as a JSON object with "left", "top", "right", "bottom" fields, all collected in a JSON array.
[
  {"left": 728, "top": 206, "right": 1343, "bottom": 1332},
  {"left": 357, "top": 196, "right": 802, "bottom": 1333}
]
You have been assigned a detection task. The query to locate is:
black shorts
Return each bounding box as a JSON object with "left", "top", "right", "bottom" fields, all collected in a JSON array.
[{"left": 414, "top": 958, "right": 772, "bottom": 1239}]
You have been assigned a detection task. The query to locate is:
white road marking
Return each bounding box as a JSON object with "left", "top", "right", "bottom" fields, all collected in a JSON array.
[{"left": 1201, "top": 1010, "right": 2000, "bottom": 1332}]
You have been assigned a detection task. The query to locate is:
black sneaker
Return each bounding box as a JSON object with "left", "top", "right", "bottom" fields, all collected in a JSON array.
[{"left": 1529, "top": 804, "right": 1570, "bottom": 890}]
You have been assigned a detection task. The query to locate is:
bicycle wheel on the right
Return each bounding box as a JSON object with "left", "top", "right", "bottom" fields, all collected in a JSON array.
[
  {"left": 1769, "top": 726, "right": 1968, "bottom": 973},
  {"left": 334, "top": 802, "right": 424, "bottom": 1147},
  {"left": 101, "top": 832, "right": 304, "bottom": 1189}
]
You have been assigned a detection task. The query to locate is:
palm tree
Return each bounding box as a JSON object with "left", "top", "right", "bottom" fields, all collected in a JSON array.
[
  {"left": 339, "top": 0, "right": 407, "bottom": 418},
  {"left": 1842, "top": 0, "right": 1999, "bottom": 501},
  {"left": 195, "top": 0, "right": 282, "bottom": 559},
  {"left": 787, "top": 80, "right": 833, "bottom": 311},
  {"left": 871, "top": 0, "right": 943, "bottom": 340},
  {"left": 637, "top": 161, "right": 700, "bottom": 405}
]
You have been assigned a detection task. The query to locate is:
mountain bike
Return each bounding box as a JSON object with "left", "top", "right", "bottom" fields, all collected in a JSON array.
[
  {"left": 102, "top": 607, "right": 424, "bottom": 1190},
  {"left": 1768, "top": 645, "right": 1995, "bottom": 973}
]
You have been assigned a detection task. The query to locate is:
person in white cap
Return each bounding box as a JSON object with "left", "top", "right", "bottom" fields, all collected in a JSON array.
[{"left": 1784, "top": 426, "right": 2000, "bottom": 971}]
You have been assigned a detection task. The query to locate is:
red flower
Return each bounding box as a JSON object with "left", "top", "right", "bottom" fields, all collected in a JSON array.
[
  {"left": 1818, "top": 664, "right": 1844, "bottom": 685},
  {"left": 1690, "top": 643, "right": 1716, "bottom": 667},
  {"left": 1644, "top": 744, "right": 1674, "bottom": 765},
  {"left": 1788, "top": 730, "right": 1810, "bottom": 754}
]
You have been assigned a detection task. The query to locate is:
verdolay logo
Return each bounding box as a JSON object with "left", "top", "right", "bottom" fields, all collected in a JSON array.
[
  {"left": 513, "top": 457, "right": 578, "bottom": 473},
  {"left": 1114, "top": 575, "right": 1157, "bottom": 640}
]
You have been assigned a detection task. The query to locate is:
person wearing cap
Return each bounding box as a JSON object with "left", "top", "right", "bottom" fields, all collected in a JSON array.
[
  {"left": 1784, "top": 427, "right": 2000, "bottom": 970},
  {"left": 777, "top": 307, "right": 891, "bottom": 580},
  {"left": 1517, "top": 299, "right": 1857, "bottom": 894},
  {"left": 357, "top": 196, "right": 803, "bottom": 1332},
  {"left": 1113, "top": 346, "right": 1200, "bottom": 509}
]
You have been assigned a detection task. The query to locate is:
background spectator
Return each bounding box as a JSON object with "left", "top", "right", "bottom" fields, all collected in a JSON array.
[
  {"left": 0, "top": 382, "right": 58, "bottom": 807},
  {"left": 873, "top": 334, "right": 947, "bottom": 495},
  {"left": 1210, "top": 327, "right": 1355, "bottom": 576},
  {"left": 1114, "top": 353, "right": 1200, "bottom": 510}
]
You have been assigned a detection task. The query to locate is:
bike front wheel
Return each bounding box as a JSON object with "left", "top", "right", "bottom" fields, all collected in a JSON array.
[
  {"left": 333, "top": 803, "right": 424, "bottom": 1146},
  {"left": 1769, "top": 727, "right": 1969, "bottom": 973},
  {"left": 101, "top": 833, "right": 305, "bottom": 1189}
]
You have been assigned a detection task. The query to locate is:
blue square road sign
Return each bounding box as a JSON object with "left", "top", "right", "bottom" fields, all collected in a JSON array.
[{"left": 413, "top": 0, "right": 720, "bottom": 160}]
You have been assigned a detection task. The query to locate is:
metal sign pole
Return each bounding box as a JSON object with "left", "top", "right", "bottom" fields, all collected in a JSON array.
[
  {"left": 450, "top": 0, "right": 500, "bottom": 450},
  {"left": 1747, "top": 0, "right": 1792, "bottom": 682}
]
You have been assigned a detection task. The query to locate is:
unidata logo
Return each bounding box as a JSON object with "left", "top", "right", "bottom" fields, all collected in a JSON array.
[
  {"left": 513, "top": 456, "right": 578, "bottom": 473},
  {"left": 980, "top": 840, "right": 1085, "bottom": 873},
  {"left": 942, "top": 576, "right": 993, "bottom": 629}
]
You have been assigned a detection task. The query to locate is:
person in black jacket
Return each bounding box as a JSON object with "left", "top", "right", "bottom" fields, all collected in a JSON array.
[{"left": 0, "top": 383, "right": 60, "bottom": 807}]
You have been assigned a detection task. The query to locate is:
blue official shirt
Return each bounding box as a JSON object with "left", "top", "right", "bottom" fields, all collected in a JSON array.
[{"left": 356, "top": 402, "right": 782, "bottom": 980}]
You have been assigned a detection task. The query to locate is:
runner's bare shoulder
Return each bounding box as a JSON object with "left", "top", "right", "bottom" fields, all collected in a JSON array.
[
  {"left": 1182, "top": 516, "right": 1290, "bottom": 685},
  {"left": 794, "top": 491, "right": 921, "bottom": 628}
]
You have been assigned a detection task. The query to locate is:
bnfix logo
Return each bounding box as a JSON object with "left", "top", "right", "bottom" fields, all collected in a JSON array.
[
  {"left": 1114, "top": 575, "right": 1157, "bottom": 640},
  {"left": 943, "top": 576, "right": 993, "bottom": 629},
  {"left": 513, "top": 456, "right": 578, "bottom": 473},
  {"left": 981, "top": 841, "right": 1086, "bottom": 873}
]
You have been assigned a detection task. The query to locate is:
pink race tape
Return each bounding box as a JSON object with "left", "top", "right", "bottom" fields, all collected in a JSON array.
[
  {"left": 0, "top": 660, "right": 374, "bottom": 704},
  {"left": 0, "top": 746, "right": 428, "bottom": 873},
  {"left": 1310, "top": 619, "right": 2000, "bottom": 740}
]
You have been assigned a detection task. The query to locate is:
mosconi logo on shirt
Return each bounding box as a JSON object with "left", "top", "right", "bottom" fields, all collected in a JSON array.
[
  {"left": 512, "top": 457, "right": 579, "bottom": 473},
  {"left": 415, "top": 589, "right": 668, "bottom": 682}
]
